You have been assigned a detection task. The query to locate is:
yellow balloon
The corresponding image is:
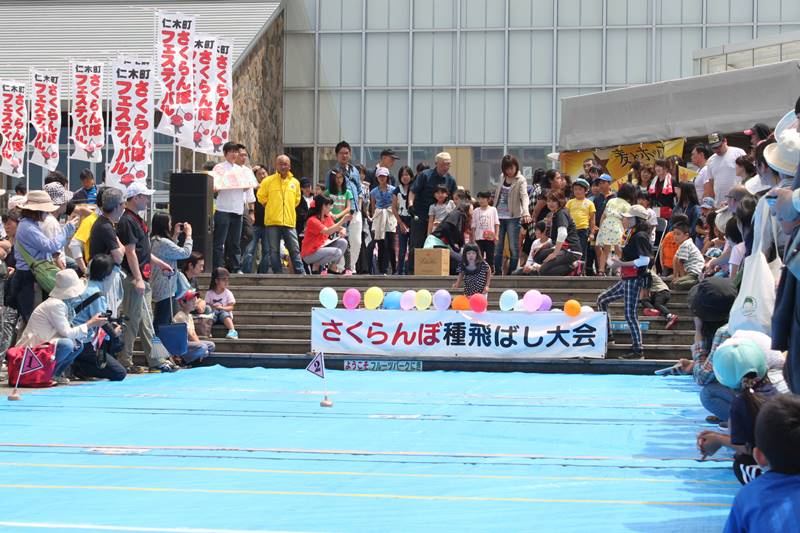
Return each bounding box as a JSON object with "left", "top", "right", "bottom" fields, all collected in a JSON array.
[
  {"left": 415, "top": 289, "right": 433, "bottom": 310},
  {"left": 364, "top": 286, "right": 385, "bottom": 310},
  {"left": 564, "top": 299, "right": 581, "bottom": 317}
]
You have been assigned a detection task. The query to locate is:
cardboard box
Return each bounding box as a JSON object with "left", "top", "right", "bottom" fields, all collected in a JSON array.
[{"left": 415, "top": 248, "right": 450, "bottom": 276}]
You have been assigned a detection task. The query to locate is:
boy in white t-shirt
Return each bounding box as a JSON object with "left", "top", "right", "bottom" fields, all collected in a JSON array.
[
  {"left": 174, "top": 290, "right": 216, "bottom": 364},
  {"left": 472, "top": 191, "right": 500, "bottom": 272}
]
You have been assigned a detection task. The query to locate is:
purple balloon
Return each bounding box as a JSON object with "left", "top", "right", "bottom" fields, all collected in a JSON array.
[
  {"left": 343, "top": 288, "right": 361, "bottom": 310},
  {"left": 539, "top": 294, "right": 553, "bottom": 311},
  {"left": 400, "top": 290, "right": 416, "bottom": 311},
  {"left": 523, "top": 290, "right": 542, "bottom": 312},
  {"left": 432, "top": 289, "right": 452, "bottom": 311}
]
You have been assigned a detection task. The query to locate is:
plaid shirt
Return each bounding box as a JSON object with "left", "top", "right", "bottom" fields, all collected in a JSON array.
[{"left": 691, "top": 325, "right": 731, "bottom": 385}]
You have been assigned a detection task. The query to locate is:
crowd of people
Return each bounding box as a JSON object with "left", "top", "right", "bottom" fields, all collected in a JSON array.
[{"left": 2, "top": 100, "right": 800, "bottom": 531}]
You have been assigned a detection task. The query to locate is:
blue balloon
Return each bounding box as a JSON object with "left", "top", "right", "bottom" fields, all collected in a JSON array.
[
  {"left": 318, "top": 287, "right": 338, "bottom": 309},
  {"left": 384, "top": 291, "right": 403, "bottom": 310},
  {"left": 499, "top": 289, "right": 519, "bottom": 311}
]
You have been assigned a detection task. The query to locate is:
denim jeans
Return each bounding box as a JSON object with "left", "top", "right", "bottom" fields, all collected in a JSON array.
[
  {"left": 266, "top": 226, "right": 305, "bottom": 274},
  {"left": 242, "top": 225, "right": 271, "bottom": 274},
  {"left": 700, "top": 381, "right": 735, "bottom": 421},
  {"left": 494, "top": 218, "right": 520, "bottom": 275},
  {"left": 54, "top": 338, "right": 84, "bottom": 377},
  {"left": 213, "top": 211, "right": 244, "bottom": 272}
]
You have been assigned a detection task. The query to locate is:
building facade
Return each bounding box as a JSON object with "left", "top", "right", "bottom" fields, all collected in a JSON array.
[{"left": 283, "top": 0, "right": 800, "bottom": 191}]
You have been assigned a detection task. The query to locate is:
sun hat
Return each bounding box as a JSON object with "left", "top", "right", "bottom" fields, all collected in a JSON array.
[
  {"left": 43, "top": 182, "right": 69, "bottom": 206},
  {"left": 19, "top": 190, "right": 58, "bottom": 212},
  {"left": 622, "top": 204, "right": 649, "bottom": 220},
  {"left": 700, "top": 197, "right": 716, "bottom": 210},
  {"left": 712, "top": 338, "right": 768, "bottom": 389},
  {"left": 8, "top": 194, "right": 26, "bottom": 210},
  {"left": 763, "top": 109, "right": 800, "bottom": 176},
  {"left": 435, "top": 152, "right": 452, "bottom": 163},
  {"left": 49, "top": 269, "right": 87, "bottom": 300}
]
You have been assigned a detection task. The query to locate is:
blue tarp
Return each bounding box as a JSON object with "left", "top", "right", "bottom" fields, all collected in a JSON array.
[{"left": 0, "top": 367, "right": 737, "bottom": 532}]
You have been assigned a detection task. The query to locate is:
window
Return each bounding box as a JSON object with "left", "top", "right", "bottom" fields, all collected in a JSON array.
[
  {"left": 413, "top": 32, "right": 456, "bottom": 86},
  {"left": 461, "top": 0, "right": 505, "bottom": 29},
  {"left": 508, "top": 31, "right": 553, "bottom": 85},
  {"left": 284, "top": 91, "right": 315, "bottom": 144},
  {"left": 507, "top": 89, "right": 553, "bottom": 144},
  {"left": 365, "top": 91, "right": 409, "bottom": 145},
  {"left": 318, "top": 90, "right": 362, "bottom": 144},
  {"left": 366, "top": 33, "right": 410, "bottom": 87},
  {"left": 460, "top": 31, "right": 504, "bottom": 86},
  {"left": 606, "top": 29, "right": 649, "bottom": 85},
  {"left": 414, "top": 0, "right": 457, "bottom": 29},
  {"left": 285, "top": 34, "right": 315, "bottom": 88},
  {"left": 319, "top": 0, "right": 363, "bottom": 31},
  {"left": 319, "top": 34, "right": 362, "bottom": 88},
  {"left": 459, "top": 89, "right": 503, "bottom": 144},
  {"left": 366, "top": 0, "right": 411, "bottom": 30},
  {"left": 509, "top": 0, "right": 553, "bottom": 27},
  {"left": 412, "top": 90, "right": 455, "bottom": 144},
  {"left": 558, "top": 0, "right": 602, "bottom": 27},
  {"left": 557, "top": 30, "right": 602, "bottom": 85}
]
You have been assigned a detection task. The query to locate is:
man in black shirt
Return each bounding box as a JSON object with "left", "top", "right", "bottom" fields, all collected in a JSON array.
[
  {"left": 89, "top": 188, "right": 125, "bottom": 264},
  {"left": 408, "top": 152, "right": 457, "bottom": 272},
  {"left": 117, "top": 181, "right": 176, "bottom": 373},
  {"left": 365, "top": 149, "right": 400, "bottom": 190}
]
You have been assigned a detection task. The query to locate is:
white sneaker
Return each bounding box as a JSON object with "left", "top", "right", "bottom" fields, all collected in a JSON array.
[{"left": 55, "top": 375, "right": 70, "bottom": 385}]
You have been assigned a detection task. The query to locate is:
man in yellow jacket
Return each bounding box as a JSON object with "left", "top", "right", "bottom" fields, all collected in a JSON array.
[{"left": 257, "top": 154, "right": 305, "bottom": 274}]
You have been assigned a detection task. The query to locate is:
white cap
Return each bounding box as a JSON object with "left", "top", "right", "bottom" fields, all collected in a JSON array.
[
  {"left": 125, "top": 179, "right": 156, "bottom": 199},
  {"left": 376, "top": 166, "right": 390, "bottom": 178}
]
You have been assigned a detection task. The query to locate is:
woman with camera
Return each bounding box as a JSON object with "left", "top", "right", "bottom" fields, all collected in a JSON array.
[
  {"left": 15, "top": 268, "right": 108, "bottom": 384},
  {"left": 150, "top": 212, "right": 193, "bottom": 331}
]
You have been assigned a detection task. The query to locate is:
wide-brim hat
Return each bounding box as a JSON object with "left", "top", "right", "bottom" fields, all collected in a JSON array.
[
  {"left": 19, "top": 190, "right": 58, "bottom": 212},
  {"left": 49, "top": 269, "right": 87, "bottom": 300},
  {"left": 764, "top": 109, "right": 800, "bottom": 176},
  {"left": 622, "top": 204, "right": 649, "bottom": 220}
]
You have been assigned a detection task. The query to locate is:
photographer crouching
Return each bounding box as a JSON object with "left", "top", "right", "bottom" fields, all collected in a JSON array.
[{"left": 66, "top": 254, "right": 127, "bottom": 381}]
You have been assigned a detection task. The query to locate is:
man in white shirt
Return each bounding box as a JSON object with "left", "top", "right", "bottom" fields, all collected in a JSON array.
[
  {"left": 704, "top": 132, "right": 747, "bottom": 204},
  {"left": 212, "top": 142, "right": 256, "bottom": 273},
  {"left": 690, "top": 143, "right": 712, "bottom": 202}
]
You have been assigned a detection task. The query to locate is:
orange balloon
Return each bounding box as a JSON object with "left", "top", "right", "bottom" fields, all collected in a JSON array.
[
  {"left": 452, "top": 295, "right": 470, "bottom": 311},
  {"left": 564, "top": 299, "right": 581, "bottom": 317}
]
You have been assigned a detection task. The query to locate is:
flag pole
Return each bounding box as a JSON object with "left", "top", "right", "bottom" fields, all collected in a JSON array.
[
  {"left": 7, "top": 348, "right": 28, "bottom": 401},
  {"left": 319, "top": 352, "right": 333, "bottom": 408}
]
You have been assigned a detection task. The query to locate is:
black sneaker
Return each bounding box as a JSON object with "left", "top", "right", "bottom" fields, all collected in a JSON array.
[{"left": 617, "top": 351, "right": 644, "bottom": 360}]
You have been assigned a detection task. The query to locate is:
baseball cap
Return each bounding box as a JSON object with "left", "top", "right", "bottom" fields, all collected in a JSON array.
[
  {"left": 707, "top": 132, "right": 724, "bottom": 148},
  {"left": 713, "top": 338, "right": 768, "bottom": 389},
  {"left": 376, "top": 166, "right": 390, "bottom": 178},
  {"left": 380, "top": 149, "right": 400, "bottom": 160},
  {"left": 700, "top": 197, "right": 716, "bottom": 209},
  {"left": 125, "top": 180, "right": 156, "bottom": 199},
  {"left": 743, "top": 123, "right": 770, "bottom": 140},
  {"left": 178, "top": 290, "right": 198, "bottom": 302},
  {"left": 596, "top": 173, "right": 612, "bottom": 183},
  {"left": 622, "top": 204, "right": 649, "bottom": 220},
  {"left": 299, "top": 177, "right": 311, "bottom": 188}
]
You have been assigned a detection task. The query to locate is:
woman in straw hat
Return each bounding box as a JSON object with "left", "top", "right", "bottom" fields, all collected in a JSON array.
[
  {"left": 7, "top": 190, "right": 87, "bottom": 323},
  {"left": 15, "top": 269, "right": 108, "bottom": 384}
]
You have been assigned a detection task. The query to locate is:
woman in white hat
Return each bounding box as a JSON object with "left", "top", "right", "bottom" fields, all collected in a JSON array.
[
  {"left": 7, "top": 190, "right": 82, "bottom": 322},
  {"left": 16, "top": 269, "right": 108, "bottom": 384}
]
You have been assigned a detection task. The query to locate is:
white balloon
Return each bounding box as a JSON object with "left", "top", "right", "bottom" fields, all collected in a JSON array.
[{"left": 580, "top": 305, "right": 594, "bottom": 314}]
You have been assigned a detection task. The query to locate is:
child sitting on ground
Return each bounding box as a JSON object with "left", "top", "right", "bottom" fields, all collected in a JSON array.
[
  {"left": 670, "top": 220, "right": 704, "bottom": 289},
  {"left": 428, "top": 185, "right": 456, "bottom": 235},
  {"left": 723, "top": 395, "right": 800, "bottom": 532},
  {"left": 641, "top": 269, "right": 678, "bottom": 329},
  {"left": 472, "top": 191, "right": 499, "bottom": 272},
  {"left": 452, "top": 242, "right": 491, "bottom": 296},
  {"left": 173, "top": 290, "right": 216, "bottom": 364},
  {"left": 205, "top": 267, "right": 238, "bottom": 339},
  {"left": 696, "top": 337, "right": 781, "bottom": 485},
  {"left": 513, "top": 221, "right": 552, "bottom": 275}
]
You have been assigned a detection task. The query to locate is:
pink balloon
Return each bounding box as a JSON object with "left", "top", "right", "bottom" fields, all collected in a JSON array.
[
  {"left": 469, "top": 293, "right": 488, "bottom": 313},
  {"left": 343, "top": 288, "right": 361, "bottom": 310},
  {"left": 539, "top": 294, "right": 553, "bottom": 311},
  {"left": 523, "top": 290, "right": 542, "bottom": 312},
  {"left": 400, "top": 290, "right": 416, "bottom": 311}
]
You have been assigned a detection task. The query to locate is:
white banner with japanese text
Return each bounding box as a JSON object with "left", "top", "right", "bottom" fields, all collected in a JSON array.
[
  {"left": 211, "top": 38, "right": 233, "bottom": 155},
  {"left": 70, "top": 61, "right": 105, "bottom": 162},
  {"left": 29, "top": 70, "right": 61, "bottom": 171},
  {"left": 155, "top": 11, "right": 195, "bottom": 144},
  {"left": 0, "top": 80, "right": 27, "bottom": 178},
  {"left": 312, "top": 309, "right": 608, "bottom": 359},
  {"left": 107, "top": 57, "right": 154, "bottom": 189},
  {"left": 177, "top": 33, "right": 217, "bottom": 154}
]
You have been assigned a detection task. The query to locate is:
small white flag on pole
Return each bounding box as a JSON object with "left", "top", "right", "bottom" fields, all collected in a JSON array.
[{"left": 305, "top": 352, "right": 325, "bottom": 379}]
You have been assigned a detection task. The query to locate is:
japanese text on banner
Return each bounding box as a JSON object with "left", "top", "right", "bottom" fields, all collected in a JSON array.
[
  {"left": 0, "top": 81, "right": 27, "bottom": 178},
  {"left": 107, "top": 57, "right": 154, "bottom": 190},
  {"left": 311, "top": 309, "right": 608, "bottom": 359},
  {"left": 155, "top": 11, "right": 195, "bottom": 145},
  {"left": 177, "top": 33, "right": 217, "bottom": 154},
  {"left": 70, "top": 62, "right": 105, "bottom": 163},
  {"left": 211, "top": 39, "right": 233, "bottom": 155},
  {"left": 29, "top": 70, "right": 61, "bottom": 172}
]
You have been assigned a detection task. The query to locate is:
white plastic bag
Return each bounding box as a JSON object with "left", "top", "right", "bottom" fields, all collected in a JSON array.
[{"left": 728, "top": 198, "right": 783, "bottom": 335}]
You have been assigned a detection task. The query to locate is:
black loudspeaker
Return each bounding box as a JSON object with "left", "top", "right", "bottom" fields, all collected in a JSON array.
[{"left": 169, "top": 172, "right": 213, "bottom": 272}]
